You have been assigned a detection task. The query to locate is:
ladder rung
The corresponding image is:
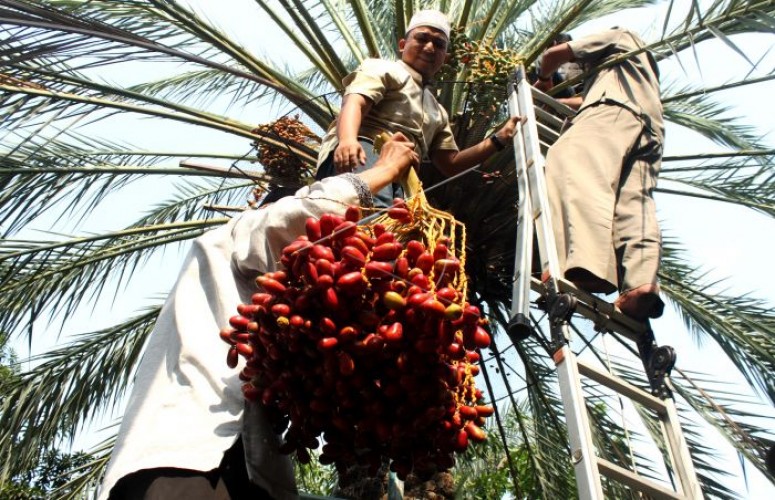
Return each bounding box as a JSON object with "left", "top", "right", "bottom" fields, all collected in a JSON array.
[
  {"left": 557, "top": 279, "right": 650, "bottom": 337},
  {"left": 531, "top": 277, "right": 651, "bottom": 342},
  {"left": 536, "top": 121, "right": 561, "bottom": 143},
  {"left": 597, "top": 458, "right": 686, "bottom": 500},
  {"left": 535, "top": 107, "right": 564, "bottom": 129},
  {"left": 576, "top": 359, "right": 666, "bottom": 414},
  {"left": 530, "top": 87, "right": 577, "bottom": 118}
]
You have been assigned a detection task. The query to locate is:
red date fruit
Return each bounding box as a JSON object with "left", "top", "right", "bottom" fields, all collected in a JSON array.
[
  {"left": 344, "top": 205, "right": 361, "bottom": 222},
  {"left": 226, "top": 346, "right": 239, "bottom": 368}
]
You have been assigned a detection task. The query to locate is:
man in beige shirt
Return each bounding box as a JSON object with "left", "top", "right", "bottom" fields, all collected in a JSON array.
[
  {"left": 535, "top": 28, "right": 664, "bottom": 321},
  {"left": 316, "top": 9, "right": 519, "bottom": 206}
]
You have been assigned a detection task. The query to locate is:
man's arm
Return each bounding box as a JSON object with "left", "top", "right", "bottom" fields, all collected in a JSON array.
[
  {"left": 233, "top": 134, "right": 418, "bottom": 277},
  {"left": 333, "top": 93, "right": 373, "bottom": 171},
  {"left": 557, "top": 95, "right": 583, "bottom": 110},
  {"left": 535, "top": 43, "right": 574, "bottom": 92},
  {"left": 430, "top": 116, "right": 521, "bottom": 177}
]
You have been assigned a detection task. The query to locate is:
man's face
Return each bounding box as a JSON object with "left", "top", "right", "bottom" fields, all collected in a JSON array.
[{"left": 399, "top": 27, "right": 448, "bottom": 80}]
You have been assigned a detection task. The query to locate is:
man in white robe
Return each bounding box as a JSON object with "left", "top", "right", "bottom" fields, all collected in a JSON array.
[{"left": 99, "top": 135, "right": 419, "bottom": 500}]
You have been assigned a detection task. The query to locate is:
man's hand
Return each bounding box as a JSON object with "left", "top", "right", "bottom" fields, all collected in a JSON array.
[
  {"left": 493, "top": 115, "right": 523, "bottom": 145},
  {"left": 534, "top": 77, "right": 554, "bottom": 93},
  {"left": 333, "top": 93, "right": 372, "bottom": 172},
  {"left": 374, "top": 132, "right": 419, "bottom": 179},
  {"left": 533, "top": 42, "right": 573, "bottom": 93},
  {"left": 333, "top": 139, "right": 366, "bottom": 172},
  {"left": 357, "top": 132, "right": 419, "bottom": 193},
  {"left": 557, "top": 95, "right": 583, "bottom": 110},
  {"left": 431, "top": 116, "right": 524, "bottom": 177}
]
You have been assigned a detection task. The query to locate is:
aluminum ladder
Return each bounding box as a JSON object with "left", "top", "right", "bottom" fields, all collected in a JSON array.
[{"left": 505, "top": 65, "right": 703, "bottom": 500}]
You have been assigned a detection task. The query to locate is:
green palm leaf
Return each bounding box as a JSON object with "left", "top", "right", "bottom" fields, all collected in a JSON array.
[
  {"left": 0, "top": 0, "right": 772, "bottom": 497},
  {"left": 0, "top": 310, "right": 157, "bottom": 478}
]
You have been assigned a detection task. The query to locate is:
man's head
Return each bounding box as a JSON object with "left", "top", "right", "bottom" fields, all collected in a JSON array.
[{"left": 399, "top": 9, "right": 450, "bottom": 81}]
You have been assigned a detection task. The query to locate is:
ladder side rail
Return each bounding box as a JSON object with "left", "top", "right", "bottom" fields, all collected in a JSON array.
[
  {"left": 554, "top": 346, "right": 606, "bottom": 499},
  {"left": 661, "top": 383, "right": 704, "bottom": 499},
  {"left": 515, "top": 73, "right": 562, "bottom": 287},
  {"left": 507, "top": 77, "right": 535, "bottom": 339}
]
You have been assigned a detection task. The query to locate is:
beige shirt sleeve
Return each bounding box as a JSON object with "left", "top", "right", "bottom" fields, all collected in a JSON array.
[
  {"left": 321, "top": 58, "right": 458, "bottom": 160},
  {"left": 568, "top": 28, "right": 662, "bottom": 135},
  {"left": 342, "top": 58, "right": 410, "bottom": 106},
  {"left": 428, "top": 101, "right": 458, "bottom": 152}
]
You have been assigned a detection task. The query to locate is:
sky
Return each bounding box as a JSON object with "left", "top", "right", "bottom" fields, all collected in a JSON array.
[{"left": 8, "top": 0, "right": 774, "bottom": 496}]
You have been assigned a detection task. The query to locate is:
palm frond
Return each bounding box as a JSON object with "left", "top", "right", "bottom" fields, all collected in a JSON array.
[
  {"left": 662, "top": 73, "right": 775, "bottom": 104},
  {"left": 0, "top": 77, "right": 263, "bottom": 140},
  {"left": 660, "top": 0, "right": 775, "bottom": 55},
  {"left": 659, "top": 242, "right": 775, "bottom": 404},
  {"left": 0, "top": 129, "right": 262, "bottom": 236},
  {"left": 659, "top": 149, "right": 775, "bottom": 217},
  {"left": 674, "top": 367, "right": 775, "bottom": 479},
  {"left": 0, "top": 217, "right": 225, "bottom": 334},
  {"left": 0, "top": 310, "right": 157, "bottom": 479},
  {"left": 145, "top": 0, "right": 312, "bottom": 90},
  {"left": 277, "top": 0, "right": 349, "bottom": 80},
  {"left": 1, "top": 0, "right": 333, "bottom": 124},
  {"left": 350, "top": 0, "right": 382, "bottom": 59},
  {"left": 49, "top": 432, "right": 115, "bottom": 500},
  {"left": 131, "top": 177, "right": 254, "bottom": 227},
  {"left": 125, "top": 68, "right": 274, "bottom": 112},
  {"left": 251, "top": 0, "right": 341, "bottom": 86},
  {"left": 663, "top": 94, "right": 767, "bottom": 155}
]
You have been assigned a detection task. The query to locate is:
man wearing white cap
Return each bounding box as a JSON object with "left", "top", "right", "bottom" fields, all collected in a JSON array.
[{"left": 316, "top": 9, "right": 519, "bottom": 206}]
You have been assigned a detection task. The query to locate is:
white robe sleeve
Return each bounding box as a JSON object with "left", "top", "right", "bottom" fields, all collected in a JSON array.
[{"left": 97, "top": 176, "right": 368, "bottom": 500}]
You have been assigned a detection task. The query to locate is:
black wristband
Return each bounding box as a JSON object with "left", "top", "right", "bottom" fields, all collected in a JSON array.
[
  {"left": 537, "top": 74, "right": 552, "bottom": 82},
  {"left": 490, "top": 134, "right": 506, "bottom": 151}
]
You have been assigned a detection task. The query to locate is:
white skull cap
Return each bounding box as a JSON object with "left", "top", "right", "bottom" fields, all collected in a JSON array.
[{"left": 406, "top": 9, "right": 451, "bottom": 40}]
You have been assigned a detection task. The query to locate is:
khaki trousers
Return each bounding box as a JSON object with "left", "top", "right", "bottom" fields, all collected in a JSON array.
[{"left": 545, "top": 104, "right": 662, "bottom": 294}]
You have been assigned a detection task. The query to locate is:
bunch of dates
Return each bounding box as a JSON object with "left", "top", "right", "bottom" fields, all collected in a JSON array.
[
  {"left": 220, "top": 202, "right": 494, "bottom": 479},
  {"left": 251, "top": 115, "right": 319, "bottom": 183}
]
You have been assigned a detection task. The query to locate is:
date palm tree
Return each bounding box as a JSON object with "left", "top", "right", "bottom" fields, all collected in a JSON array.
[{"left": 0, "top": 0, "right": 773, "bottom": 498}]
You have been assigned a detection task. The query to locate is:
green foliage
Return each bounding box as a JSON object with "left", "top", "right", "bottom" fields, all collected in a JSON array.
[
  {"left": 0, "top": 1, "right": 772, "bottom": 498},
  {"left": 0, "top": 450, "right": 91, "bottom": 500},
  {"left": 294, "top": 456, "right": 338, "bottom": 497},
  {"left": 0, "top": 337, "right": 90, "bottom": 499},
  {"left": 0, "top": 333, "right": 18, "bottom": 395},
  {"left": 452, "top": 432, "right": 519, "bottom": 499}
]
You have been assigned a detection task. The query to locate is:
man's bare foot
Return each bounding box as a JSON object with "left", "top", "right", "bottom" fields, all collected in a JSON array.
[{"left": 615, "top": 284, "right": 665, "bottom": 321}]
